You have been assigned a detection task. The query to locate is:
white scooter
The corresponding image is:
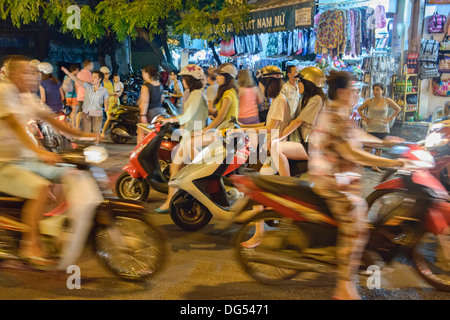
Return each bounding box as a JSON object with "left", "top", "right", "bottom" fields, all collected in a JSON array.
[{"left": 168, "top": 118, "right": 261, "bottom": 231}]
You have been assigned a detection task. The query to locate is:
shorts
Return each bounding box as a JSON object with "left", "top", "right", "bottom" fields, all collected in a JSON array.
[
  {"left": 65, "top": 97, "right": 78, "bottom": 107},
  {"left": 0, "top": 159, "right": 70, "bottom": 200},
  {"left": 369, "top": 132, "right": 388, "bottom": 140}
]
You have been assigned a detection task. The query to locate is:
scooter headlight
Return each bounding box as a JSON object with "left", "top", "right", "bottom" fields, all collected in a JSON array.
[
  {"left": 83, "top": 146, "right": 108, "bottom": 164},
  {"left": 425, "top": 132, "right": 449, "bottom": 148}
]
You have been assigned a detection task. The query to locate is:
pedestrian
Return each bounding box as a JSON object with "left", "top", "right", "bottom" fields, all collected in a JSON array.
[
  {"left": 100, "top": 66, "right": 116, "bottom": 139},
  {"left": 281, "top": 65, "right": 300, "bottom": 117},
  {"left": 169, "top": 70, "right": 183, "bottom": 113},
  {"left": 62, "top": 64, "right": 80, "bottom": 127},
  {"left": 75, "top": 60, "right": 94, "bottom": 130},
  {"left": 237, "top": 69, "right": 261, "bottom": 125},
  {"left": 38, "top": 62, "right": 64, "bottom": 113},
  {"left": 137, "top": 65, "right": 165, "bottom": 144},
  {"left": 61, "top": 66, "right": 109, "bottom": 136},
  {"left": 357, "top": 82, "right": 401, "bottom": 172}
]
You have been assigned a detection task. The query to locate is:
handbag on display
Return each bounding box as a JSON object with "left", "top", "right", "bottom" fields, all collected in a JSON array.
[
  {"left": 429, "top": 11, "right": 447, "bottom": 34},
  {"left": 419, "top": 38, "right": 440, "bottom": 62},
  {"left": 419, "top": 61, "right": 441, "bottom": 80}
]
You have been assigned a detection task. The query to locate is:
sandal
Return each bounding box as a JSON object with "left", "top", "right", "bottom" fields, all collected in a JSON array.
[{"left": 21, "top": 255, "right": 56, "bottom": 271}]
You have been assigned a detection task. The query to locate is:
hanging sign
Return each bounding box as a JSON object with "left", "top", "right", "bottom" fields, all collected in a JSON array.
[{"left": 225, "top": 0, "right": 315, "bottom": 35}]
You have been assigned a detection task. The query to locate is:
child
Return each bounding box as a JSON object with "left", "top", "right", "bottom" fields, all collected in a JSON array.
[{"left": 113, "top": 74, "right": 124, "bottom": 106}]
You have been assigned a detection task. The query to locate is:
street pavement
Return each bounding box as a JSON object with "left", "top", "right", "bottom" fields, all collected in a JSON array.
[{"left": 0, "top": 137, "right": 449, "bottom": 301}]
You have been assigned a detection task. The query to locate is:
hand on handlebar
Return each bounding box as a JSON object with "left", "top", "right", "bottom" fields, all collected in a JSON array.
[
  {"left": 383, "top": 136, "right": 405, "bottom": 147},
  {"left": 37, "top": 149, "right": 61, "bottom": 165}
]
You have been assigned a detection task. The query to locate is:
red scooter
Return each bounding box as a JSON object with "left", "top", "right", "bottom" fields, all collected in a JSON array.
[
  {"left": 423, "top": 122, "right": 450, "bottom": 191},
  {"left": 232, "top": 143, "right": 450, "bottom": 291},
  {"left": 115, "top": 122, "right": 179, "bottom": 201}
]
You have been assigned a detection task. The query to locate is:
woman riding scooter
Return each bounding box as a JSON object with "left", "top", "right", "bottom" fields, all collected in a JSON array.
[
  {"left": 156, "top": 64, "right": 209, "bottom": 213},
  {"left": 270, "top": 66, "right": 328, "bottom": 176}
]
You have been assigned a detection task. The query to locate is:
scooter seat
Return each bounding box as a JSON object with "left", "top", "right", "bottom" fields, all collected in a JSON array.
[
  {"left": 252, "top": 175, "right": 332, "bottom": 215},
  {"left": 119, "top": 105, "right": 140, "bottom": 112}
]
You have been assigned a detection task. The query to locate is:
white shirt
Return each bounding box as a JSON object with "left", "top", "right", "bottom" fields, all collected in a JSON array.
[
  {"left": 265, "top": 93, "right": 291, "bottom": 139},
  {"left": 281, "top": 81, "right": 300, "bottom": 117},
  {"left": 297, "top": 95, "right": 325, "bottom": 142},
  {"left": 176, "top": 89, "right": 208, "bottom": 134},
  {"left": 0, "top": 81, "right": 51, "bottom": 161}
]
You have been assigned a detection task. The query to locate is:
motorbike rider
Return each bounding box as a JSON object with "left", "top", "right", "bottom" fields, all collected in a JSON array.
[
  {"left": 309, "top": 71, "right": 405, "bottom": 300},
  {"left": 0, "top": 56, "right": 98, "bottom": 268},
  {"left": 270, "top": 66, "right": 328, "bottom": 176},
  {"left": 155, "top": 64, "right": 209, "bottom": 213}
]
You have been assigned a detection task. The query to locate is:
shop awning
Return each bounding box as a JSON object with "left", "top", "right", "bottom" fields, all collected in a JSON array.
[{"left": 241, "top": 0, "right": 315, "bottom": 35}]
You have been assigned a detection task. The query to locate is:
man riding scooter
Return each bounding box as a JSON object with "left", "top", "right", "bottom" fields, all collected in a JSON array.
[{"left": 0, "top": 56, "right": 98, "bottom": 269}]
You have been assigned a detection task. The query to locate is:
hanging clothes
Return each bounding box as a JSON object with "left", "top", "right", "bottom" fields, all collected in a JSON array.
[{"left": 314, "top": 10, "right": 345, "bottom": 56}]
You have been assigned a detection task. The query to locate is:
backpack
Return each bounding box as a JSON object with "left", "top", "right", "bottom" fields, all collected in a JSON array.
[
  {"left": 429, "top": 12, "right": 447, "bottom": 33},
  {"left": 62, "top": 76, "right": 74, "bottom": 93}
]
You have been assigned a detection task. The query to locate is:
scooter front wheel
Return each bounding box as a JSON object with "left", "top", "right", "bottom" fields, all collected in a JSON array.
[
  {"left": 115, "top": 172, "right": 150, "bottom": 201},
  {"left": 169, "top": 190, "right": 212, "bottom": 231},
  {"left": 94, "top": 215, "right": 166, "bottom": 281}
]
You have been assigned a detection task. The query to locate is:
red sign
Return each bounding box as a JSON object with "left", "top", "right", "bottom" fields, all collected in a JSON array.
[{"left": 428, "top": 0, "right": 450, "bottom": 4}]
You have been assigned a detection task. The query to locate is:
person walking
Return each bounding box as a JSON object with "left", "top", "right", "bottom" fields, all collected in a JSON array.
[
  {"left": 100, "top": 66, "right": 117, "bottom": 139},
  {"left": 169, "top": 70, "right": 183, "bottom": 113},
  {"left": 357, "top": 82, "right": 401, "bottom": 172}
]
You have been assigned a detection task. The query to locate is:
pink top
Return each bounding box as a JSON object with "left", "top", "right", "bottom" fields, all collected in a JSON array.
[
  {"left": 76, "top": 69, "right": 92, "bottom": 101},
  {"left": 238, "top": 87, "right": 259, "bottom": 119}
]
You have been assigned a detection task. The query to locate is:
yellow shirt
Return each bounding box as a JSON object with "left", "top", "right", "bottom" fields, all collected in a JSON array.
[
  {"left": 103, "top": 79, "right": 115, "bottom": 113},
  {"left": 216, "top": 89, "right": 239, "bottom": 125}
]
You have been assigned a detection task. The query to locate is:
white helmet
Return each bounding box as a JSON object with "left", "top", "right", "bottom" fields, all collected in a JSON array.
[
  {"left": 179, "top": 64, "right": 204, "bottom": 80},
  {"left": 38, "top": 62, "right": 53, "bottom": 74},
  {"left": 215, "top": 63, "right": 238, "bottom": 79},
  {"left": 100, "top": 66, "right": 110, "bottom": 74}
]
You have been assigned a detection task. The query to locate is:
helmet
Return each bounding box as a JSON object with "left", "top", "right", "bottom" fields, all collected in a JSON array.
[
  {"left": 215, "top": 63, "right": 238, "bottom": 79},
  {"left": 257, "top": 65, "right": 283, "bottom": 79},
  {"left": 29, "top": 59, "right": 41, "bottom": 69},
  {"left": 38, "top": 62, "right": 53, "bottom": 74},
  {"left": 296, "top": 66, "right": 325, "bottom": 88},
  {"left": 179, "top": 64, "right": 205, "bottom": 80}
]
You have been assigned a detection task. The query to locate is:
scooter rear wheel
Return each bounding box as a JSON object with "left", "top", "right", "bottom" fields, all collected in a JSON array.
[
  {"left": 169, "top": 190, "right": 212, "bottom": 231},
  {"left": 115, "top": 172, "right": 150, "bottom": 201}
]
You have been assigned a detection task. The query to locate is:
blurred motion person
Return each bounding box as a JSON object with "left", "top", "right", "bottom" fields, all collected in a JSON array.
[{"left": 237, "top": 69, "right": 261, "bottom": 125}]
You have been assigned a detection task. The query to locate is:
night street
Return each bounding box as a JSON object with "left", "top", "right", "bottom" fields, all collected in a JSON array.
[{"left": 0, "top": 139, "right": 448, "bottom": 301}]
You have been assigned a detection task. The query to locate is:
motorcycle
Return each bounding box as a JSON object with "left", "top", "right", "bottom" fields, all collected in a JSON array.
[
  {"left": 232, "top": 143, "right": 450, "bottom": 291},
  {"left": 0, "top": 142, "right": 166, "bottom": 280},
  {"left": 109, "top": 99, "right": 179, "bottom": 144},
  {"left": 115, "top": 121, "right": 179, "bottom": 201},
  {"left": 27, "top": 111, "right": 76, "bottom": 153}
]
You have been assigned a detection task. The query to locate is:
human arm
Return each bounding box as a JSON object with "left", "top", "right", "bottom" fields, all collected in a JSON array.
[
  {"left": 59, "top": 86, "right": 65, "bottom": 102},
  {"left": 61, "top": 67, "right": 86, "bottom": 88},
  {"left": 385, "top": 98, "right": 401, "bottom": 123},
  {"left": 139, "top": 85, "right": 149, "bottom": 123},
  {"left": 4, "top": 114, "right": 60, "bottom": 164},
  {"left": 39, "top": 86, "right": 46, "bottom": 105},
  {"left": 357, "top": 100, "right": 371, "bottom": 123},
  {"left": 202, "top": 97, "right": 231, "bottom": 133},
  {"left": 335, "top": 140, "right": 404, "bottom": 168}
]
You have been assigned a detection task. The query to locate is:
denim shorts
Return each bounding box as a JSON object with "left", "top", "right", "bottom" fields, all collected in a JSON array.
[{"left": 0, "top": 159, "right": 70, "bottom": 200}]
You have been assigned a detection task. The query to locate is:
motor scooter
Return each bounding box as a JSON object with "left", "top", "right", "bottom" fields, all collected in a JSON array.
[
  {"left": 0, "top": 142, "right": 166, "bottom": 280},
  {"left": 232, "top": 143, "right": 450, "bottom": 291},
  {"left": 115, "top": 121, "right": 179, "bottom": 201},
  {"left": 168, "top": 117, "right": 308, "bottom": 232}
]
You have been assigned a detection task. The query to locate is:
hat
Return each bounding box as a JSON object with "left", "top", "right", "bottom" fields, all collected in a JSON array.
[
  {"left": 215, "top": 63, "right": 238, "bottom": 79},
  {"left": 179, "top": 64, "right": 205, "bottom": 80},
  {"left": 100, "top": 66, "right": 110, "bottom": 74},
  {"left": 295, "top": 66, "right": 325, "bottom": 88},
  {"left": 38, "top": 62, "right": 53, "bottom": 74}
]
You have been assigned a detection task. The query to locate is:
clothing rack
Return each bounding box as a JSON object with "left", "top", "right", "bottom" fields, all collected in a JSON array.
[{"left": 315, "top": 0, "right": 369, "bottom": 9}]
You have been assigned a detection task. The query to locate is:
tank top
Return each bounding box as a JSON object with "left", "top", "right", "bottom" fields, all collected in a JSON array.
[
  {"left": 144, "top": 82, "right": 164, "bottom": 111},
  {"left": 238, "top": 87, "right": 259, "bottom": 119},
  {"left": 40, "top": 79, "right": 63, "bottom": 112},
  {"left": 367, "top": 98, "right": 390, "bottom": 133}
]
